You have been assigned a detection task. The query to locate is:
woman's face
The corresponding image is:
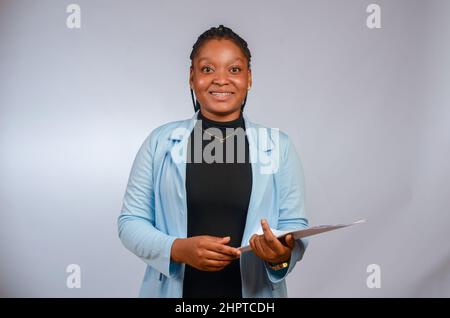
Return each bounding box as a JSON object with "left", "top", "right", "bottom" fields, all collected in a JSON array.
[{"left": 190, "top": 38, "right": 252, "bottom": 121}]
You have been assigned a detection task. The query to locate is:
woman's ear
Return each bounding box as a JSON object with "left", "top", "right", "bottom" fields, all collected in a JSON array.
[{"left": 248, "top": 68, "right": 252, "bottom": 90}]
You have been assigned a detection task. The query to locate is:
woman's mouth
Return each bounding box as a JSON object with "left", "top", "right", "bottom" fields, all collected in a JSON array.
[{"left": 209, "top": 91, "right": 234, "bottom": 101}]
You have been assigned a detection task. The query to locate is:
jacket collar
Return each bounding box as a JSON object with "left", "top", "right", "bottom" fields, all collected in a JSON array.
[{"left": 168, "top": 110, "right": 275, "bottom": 152}]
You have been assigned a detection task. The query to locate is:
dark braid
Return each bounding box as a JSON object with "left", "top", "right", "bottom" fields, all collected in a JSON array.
[
  {"left": 189, "top": 25, "right": 252, "bottom": 112},
  {"left": 190, "top": 24, "right": 252, "bottom": 68}
]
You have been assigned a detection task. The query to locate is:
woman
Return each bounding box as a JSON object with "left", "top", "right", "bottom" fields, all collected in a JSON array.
[{"left": 118, "top": 25, "right": 308, "bottom": 298}]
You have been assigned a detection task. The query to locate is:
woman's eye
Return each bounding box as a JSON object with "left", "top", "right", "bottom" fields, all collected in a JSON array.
[
  {"left": 201, "top": 66, "right": 213, "bottom": 73},
  {"left": 230, "top": 67, "right": 241, "bottom": 73}
]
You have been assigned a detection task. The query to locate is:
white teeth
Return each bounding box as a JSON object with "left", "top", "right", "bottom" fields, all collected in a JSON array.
[{"left": 211, "top": 92, "right": 232, "bottom": 96}]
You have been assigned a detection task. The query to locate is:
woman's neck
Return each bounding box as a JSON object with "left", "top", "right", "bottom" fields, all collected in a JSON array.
[
  {"left": 198, "top": 109, "right": 242, "bottom": 122},
  {"left": 198, "top": 109, "right": 244, "bottom": 129}
]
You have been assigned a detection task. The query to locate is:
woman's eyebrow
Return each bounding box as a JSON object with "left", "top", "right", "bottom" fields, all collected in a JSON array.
[
  {"left": 197, "top": 57, "right": 211, "bottom": 64},
  {"left": 231, "top": 57, "right": 245, "bottom": 63},
  {"left": 197, "top": 57, "right": 245, "bottom": 64}
]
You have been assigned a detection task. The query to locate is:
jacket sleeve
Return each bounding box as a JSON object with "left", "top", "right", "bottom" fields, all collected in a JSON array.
[
  {"left": 265, "top": 134, "right": 309, "bottom": 283},
  {"left": 117, "top": 129, "right": 179, "bottom": 278}
]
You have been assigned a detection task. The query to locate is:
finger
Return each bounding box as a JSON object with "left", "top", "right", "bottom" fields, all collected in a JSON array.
[
  {"left": 249, "top": 234, "right": 257, "bottom": 250},
  {"left": 200, "top": 263, "right": 228, "bottom": 272},
  {"left": 204, "top": 236, "right": 234, "bottom": 254},
  {"left": 209, "top": 242, "right": 241, "bottom": 258},
  {"left": 253, "top": 235, "right": 263, "bottom": 255},
  {"left": 204, "top": 250, "right": 238, "bottom": 261},
  {"left": 207, "top": 236, "right": 230, "bottom": 243},
  {"left": 249, "top": 235, "right": 261, "bottom": 258},
  {"left": 219, "top": 236, "right": 230, "bottom": 243},
  {"left": 285, "top": 234, "right": 295, "bottom": 249},
  {"left": 264, "top": 236, "right": 280, "bottom": 260},
  {"left": 205, "top": 259, "right": 232, "bottom": 269},
  {"left": 261, "top": 219, "right": 284, "bottom": 255},
  {"left": 254, "top": 235, "right": 274, "bottom": 261},
  {"left": 204, "top": 265, "right": 227, "bottom": 272},
  {"left": 249, "top": 235, "right": 255, "bottom": 251}
]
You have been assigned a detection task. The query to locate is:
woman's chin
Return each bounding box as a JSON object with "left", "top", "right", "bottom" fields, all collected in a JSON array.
[{"left": 205, "top": 103, "right": 239, "bottom": 114}]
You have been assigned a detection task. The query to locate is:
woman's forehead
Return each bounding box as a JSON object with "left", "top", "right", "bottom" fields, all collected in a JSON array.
[{"left": 194, "top": 39, "right": 247, "bottom": 63}]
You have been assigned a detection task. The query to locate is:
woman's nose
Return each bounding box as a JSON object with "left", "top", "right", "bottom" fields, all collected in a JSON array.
[{"left": 212, "top": 69, "right": 229, "bottom": 85}]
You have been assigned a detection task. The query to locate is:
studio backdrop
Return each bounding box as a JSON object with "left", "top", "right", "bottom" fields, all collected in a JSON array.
[{"left": 0, "top": 0, "right": 449, "bottom": 297}]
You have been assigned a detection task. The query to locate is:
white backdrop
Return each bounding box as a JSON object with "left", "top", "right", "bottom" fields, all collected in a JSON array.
[{"left": 0, "top": 0, "right": 449, "bottom": 297}]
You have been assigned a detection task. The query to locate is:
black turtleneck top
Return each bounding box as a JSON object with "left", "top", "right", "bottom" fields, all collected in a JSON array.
[{"left": 182, "top": 110, "right": 252, "bottom": 298}]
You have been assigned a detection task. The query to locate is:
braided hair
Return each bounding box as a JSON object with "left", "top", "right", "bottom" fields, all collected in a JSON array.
[{"left": 189, "top": 25, "right": 252, "bottom": 112}]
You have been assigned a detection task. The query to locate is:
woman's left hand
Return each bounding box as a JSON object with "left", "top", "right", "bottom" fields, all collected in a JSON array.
[{"left": 249, "top": 219, "right": 295, "bottom": 264}]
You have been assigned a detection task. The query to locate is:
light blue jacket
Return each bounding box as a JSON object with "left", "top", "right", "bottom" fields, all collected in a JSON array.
[{"left": 118, "top": 110, "right": 308, "bottom": 298}]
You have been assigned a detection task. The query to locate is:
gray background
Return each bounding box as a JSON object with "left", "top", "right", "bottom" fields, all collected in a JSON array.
[{"left": 0, "top": 0, "right": 449, "bottom": 297}]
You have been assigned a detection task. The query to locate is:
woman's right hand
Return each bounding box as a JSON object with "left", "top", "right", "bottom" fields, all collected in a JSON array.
[{"left": 171, "top": 236, "right": 241, "bottom": 272}]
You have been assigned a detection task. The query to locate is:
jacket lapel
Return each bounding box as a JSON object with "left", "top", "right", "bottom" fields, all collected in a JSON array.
[
  {"left": 241, "top": 113, "right": 276, "bottom": 246},
  {"left": 167, "top": 111, "right": 199, "bottom": 216}
]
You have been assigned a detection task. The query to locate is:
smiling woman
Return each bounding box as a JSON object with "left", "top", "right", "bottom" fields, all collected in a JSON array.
[
  {"left": 118, "top": 25, "right": 309, "bottom": 298},
  {"left": 189, "top": 26, "right": 252, "bottom": 121}
]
